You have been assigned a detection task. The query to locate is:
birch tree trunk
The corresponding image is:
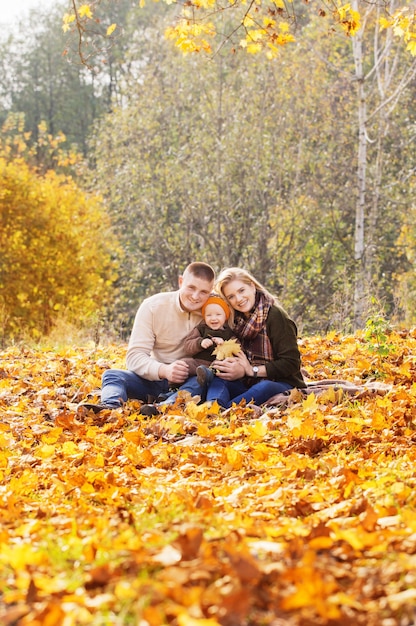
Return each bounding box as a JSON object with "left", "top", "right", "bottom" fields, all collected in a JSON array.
[
  {"left": 350, "top": 0, "right": 416, "bottom": 329},
  {"left": 351, "top": 5, "right": 368, "bottom": 329}
]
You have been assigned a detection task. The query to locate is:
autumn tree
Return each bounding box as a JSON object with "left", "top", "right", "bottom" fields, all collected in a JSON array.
[
  {"left": 88, "top": 30, "right": 314, "bottom": 330},
  {"left": 85, "top": 4, "right": 415, "bottom": 333},
  {"left": 282, "top": 8, "right": 416, "bottom": 329},
  {"left": 64, "top": 0, "right": 416, "bottom": 61},
  {"left": 88, "top": 38, "right": 316, "bottom": 330},
  {"left": 0, "top": 119, "right": 119, "bottom": 343},
  {"left": 346, "top": 0, "right": 416, "bottom": 327},
  {"left": 4, "top": 0, "right": 413, "bottom": 332}
]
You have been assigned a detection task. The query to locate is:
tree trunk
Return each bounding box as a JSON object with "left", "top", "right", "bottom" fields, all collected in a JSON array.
[{"left": 352, "top": 4, "right": 368, "bottom": 330}]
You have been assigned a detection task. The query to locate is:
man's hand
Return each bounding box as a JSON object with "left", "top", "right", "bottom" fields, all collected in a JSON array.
[
  {"left": 211, "top": 357, "right": 245, "bottom": 381},
  {"left": 159, "top": 360, "right": 190, "bottom": 384}
]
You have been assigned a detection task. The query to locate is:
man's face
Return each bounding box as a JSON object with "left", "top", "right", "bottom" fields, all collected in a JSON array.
[{"left": 178, "top": 272, "right": 213, "bottom": 312}]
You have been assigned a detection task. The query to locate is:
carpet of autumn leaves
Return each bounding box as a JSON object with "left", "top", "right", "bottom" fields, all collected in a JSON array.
[{"left": 1, "top": 330, "right": 416, "bottom": 626}]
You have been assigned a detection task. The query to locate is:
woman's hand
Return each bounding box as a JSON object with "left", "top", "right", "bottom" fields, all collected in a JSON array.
[
  {"left": 234, "top": 351, "right": 252, "bottom": 376},
  {"left": 212, "top": 357, "right": 245, "bottom": 381}
]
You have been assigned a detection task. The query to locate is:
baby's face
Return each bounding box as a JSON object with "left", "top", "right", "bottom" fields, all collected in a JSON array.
[{"left": 204, "top": 303, "right": 227, "bottom": 330}]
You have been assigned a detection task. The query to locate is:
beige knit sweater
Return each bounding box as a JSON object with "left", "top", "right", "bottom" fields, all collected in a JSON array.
[{"left": 126, "top": 290, "right": 202, "bottom": 380}]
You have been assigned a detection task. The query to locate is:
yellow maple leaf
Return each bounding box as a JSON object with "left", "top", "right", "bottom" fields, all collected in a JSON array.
[
  {"left": 336, "top": 3, "right": 361, "bottom": 35},
  {"left": 379, "top": 16, "right": 391, "bottom": 30},
  {"left": 212, "top": 338, "right": 241, "bottom": 360},
  {"left": 41, "top": 427, "right": 62, "bottom": 444},
  {"left": 106, "top": 23, "right": 117, "bottom": 36},
  {"left": 299, "top": 416, "right": 316, "bottom": 438},
  {"left": 246, "top": 419, "right": 268, "bottom": 440},
  {"left": 407, "top": 39, "right": 416, "bottom": 56},
  {"left": 78, "top": 4, "right": 93, "bottom": 19},
  {"left": 62, "top": 12, "right": 76, "bottom": 32},
  {"left": 62, "top": 441, "right": 81, "bottom": 456},
  {"left": 35, "top": 443, "right": 56, "bottom": 459},
  {"left": 225, "top": 447, "right": 244, "bottom": 469},
  {"left": 246, "top": 42, "right": 263, "bottom": 54},
  {"left": 302, "top": 392, "right": 318, "bottom": 411}
]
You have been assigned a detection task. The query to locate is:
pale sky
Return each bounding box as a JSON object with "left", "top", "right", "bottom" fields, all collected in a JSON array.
[{"left": 1, "top": 0, "right": 55, "bottom": 27}]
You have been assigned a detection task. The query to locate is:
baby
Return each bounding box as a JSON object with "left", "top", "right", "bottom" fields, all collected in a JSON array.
[{"left": 181, "top": 294, "right": 237, "bottom": 387}]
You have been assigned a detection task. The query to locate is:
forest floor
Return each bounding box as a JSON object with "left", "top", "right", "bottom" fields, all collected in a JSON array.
[{"left": 1, "top": 329, "right": 416, "bottom": 625}]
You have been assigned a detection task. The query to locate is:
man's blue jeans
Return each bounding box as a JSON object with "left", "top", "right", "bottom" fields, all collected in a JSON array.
[{"left": 101, "top": 369, "right": 170, "bottom": 407}]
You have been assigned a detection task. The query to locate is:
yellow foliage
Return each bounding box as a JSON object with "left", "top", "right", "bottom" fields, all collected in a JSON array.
[
  {"left": 380, "top": 7, "right": 416, "bottom": 56},
  {"left": 165, "top": 20, "right": 216, "bottom": 54},
  {"left": 78, "top": 4, "right": 93, "bottom": 19},
  {"left": 1, "top": 331, "right": 416, "bottom": 623},
  {"left": 0, "top": 145, "right": 119, "bottom": 339},
  {"left": 62, "top": 12, "right": 76, "bottom": 33},
  {"left": 64, "top": 0, "right": 414, "bottom": 61}
]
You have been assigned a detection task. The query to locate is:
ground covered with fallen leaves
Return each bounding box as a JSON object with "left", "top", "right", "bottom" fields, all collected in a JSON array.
[{"left": 1, "top": 329, "right": 416, "bottom": 626}]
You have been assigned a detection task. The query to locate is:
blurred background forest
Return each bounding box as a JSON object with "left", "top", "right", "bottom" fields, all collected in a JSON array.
[{"left": 0, "top": 0, "right": 415, "bottom": 345}]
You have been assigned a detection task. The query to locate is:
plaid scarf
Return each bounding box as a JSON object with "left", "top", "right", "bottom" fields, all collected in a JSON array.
[{"left": 233, "top": 291, "right": 274, "bottom": 364}]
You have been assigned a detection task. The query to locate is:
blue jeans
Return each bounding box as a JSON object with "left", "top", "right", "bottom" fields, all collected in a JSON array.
[
  {"left": 161, "top": 376, "right": 293, "bottom": 409},
  {"left": 222, "top": 379, "right": 293, "bottom": 407},
  {"left": 159, "top": 376, "right": 212, "bottom": 405},
  {"left": 101, "top": 369, "right": 170, "bottom": 407}
]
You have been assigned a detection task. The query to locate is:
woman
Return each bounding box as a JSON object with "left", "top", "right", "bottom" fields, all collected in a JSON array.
[{"left": 205, "top": 267, "right": 306, "bottom": 408}]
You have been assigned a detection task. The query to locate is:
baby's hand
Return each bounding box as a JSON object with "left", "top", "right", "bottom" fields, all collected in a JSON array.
[
  {"left": 200, "top": 338, "right": 214, "bottom": 349},
  {"left": 211, "top": 337, "right": 224, "bottom": 345}
]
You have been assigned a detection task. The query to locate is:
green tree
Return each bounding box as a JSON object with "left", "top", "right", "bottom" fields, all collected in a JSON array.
[
  {"left": 348, "top": 0, "right": 416, "bottom": 327},
  {"left": 0, "top": 2, "right": 105, "bottom": 157},
  {"left": 89, "top": 9, "right": 415, "bottom": 333},
  {"left": 283, "top": 9, "right": 416, "bottom": 329},
  {"left": 0, "top": 0, "right": 146, "bottom": 158},
  {"left": 89, "top": 25, "right": 341, "bottom": 330},
  {"left": 89, "top": 34, "right": 298, "bottom": 329}
]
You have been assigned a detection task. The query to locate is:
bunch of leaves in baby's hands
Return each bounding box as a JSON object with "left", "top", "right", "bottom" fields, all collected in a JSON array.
[{"left": 212, "top": 338, "right": 241, "bottom": 361}]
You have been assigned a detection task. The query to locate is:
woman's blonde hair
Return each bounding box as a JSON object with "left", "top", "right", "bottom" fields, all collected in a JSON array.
[{"left": 215, "top": 267, "right": 277, "bottom": 327}]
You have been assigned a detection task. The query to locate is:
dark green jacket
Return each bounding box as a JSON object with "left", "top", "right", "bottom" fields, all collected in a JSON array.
[{"left": 262, "top": 305, "right": 306, "bottom": 388}]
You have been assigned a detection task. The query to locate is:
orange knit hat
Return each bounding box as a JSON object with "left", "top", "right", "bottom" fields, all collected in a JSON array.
[{"left": 201, "top": 294, "right": 230, "bottom": 320}]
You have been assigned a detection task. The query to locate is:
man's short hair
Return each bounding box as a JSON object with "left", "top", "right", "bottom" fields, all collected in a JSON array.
[{"left": 184, "top": 262, "right": 215, "bottom": 283}]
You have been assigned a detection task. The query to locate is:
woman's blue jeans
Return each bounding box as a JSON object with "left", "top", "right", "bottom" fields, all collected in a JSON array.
[
  {"left": 214, "top": 378, "right": 293, "bottom": 408},
  {"left": 162, "top": 375, "right": 293, "bottom": 409}
]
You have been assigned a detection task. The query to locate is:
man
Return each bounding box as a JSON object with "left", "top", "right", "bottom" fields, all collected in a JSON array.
[{"left": 81, "top": 262, "right": 215, "bottom": 413}]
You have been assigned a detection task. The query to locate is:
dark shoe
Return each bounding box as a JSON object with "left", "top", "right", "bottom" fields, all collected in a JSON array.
[
  {"left": 78, "top": 402, "right": 118, "bottom": 414},
  {"left": 196, "top": 365, "right": 214, "bottom": 387},
  {"left": 156, "top": 392, "right": 173, "bottom": 402},
  {"left": 140, "top": 404, "right": 161, "bottom": 417}
]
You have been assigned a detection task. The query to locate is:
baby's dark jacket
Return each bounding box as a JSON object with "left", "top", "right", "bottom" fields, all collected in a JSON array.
[{"left": 183, "top": 321, "right": 235, "bottom": 363}]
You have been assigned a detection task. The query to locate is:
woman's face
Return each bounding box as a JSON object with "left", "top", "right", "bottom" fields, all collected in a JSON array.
[{"left": 222, "top": 279, "right": 256, "bottom": 314}]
